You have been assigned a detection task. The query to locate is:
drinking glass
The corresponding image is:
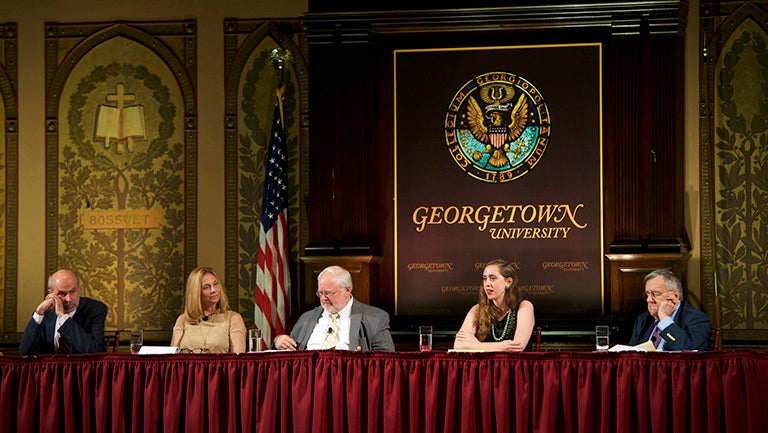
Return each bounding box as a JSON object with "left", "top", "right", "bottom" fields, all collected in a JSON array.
[
  {"left": 595, "top": 325, "right": 610, "bottom": 351},
  {"left": 248, "top": 329, "right": 263, "bottom": 353},
  {"left": 130, "top": 330, "right": 143, "bottom": 354},
  {"left": 419, "top": 326, "right": 433, "bottom": 352}
]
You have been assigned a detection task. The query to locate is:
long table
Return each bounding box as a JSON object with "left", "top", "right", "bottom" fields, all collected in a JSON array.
[{"left": 1, "top": 350, "right": 766, "bottom": 433}]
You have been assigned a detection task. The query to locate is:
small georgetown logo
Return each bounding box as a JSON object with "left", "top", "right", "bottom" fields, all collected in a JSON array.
[{"left": 445, "top": 72, "right": 550, "bottom": 183}]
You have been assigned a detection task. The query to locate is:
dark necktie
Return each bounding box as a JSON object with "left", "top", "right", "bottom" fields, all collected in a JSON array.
[{"left": 651, "top": 325, "right": 662, "bottom": 349}]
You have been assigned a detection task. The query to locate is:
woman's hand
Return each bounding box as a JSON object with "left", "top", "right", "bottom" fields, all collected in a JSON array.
[
  {"left": 453, "top": 329, "right": 481, "bottom": 350},
  {"left": 500, "top": 340, "right": 526, "bottom": 352},
  {"left": 454, "top": 329, "right": 479, "bottom": 344}
]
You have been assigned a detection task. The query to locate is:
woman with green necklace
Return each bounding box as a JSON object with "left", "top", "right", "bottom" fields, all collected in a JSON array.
[{"left": 453, "top": 259, "right": 535, "bottom": 351}]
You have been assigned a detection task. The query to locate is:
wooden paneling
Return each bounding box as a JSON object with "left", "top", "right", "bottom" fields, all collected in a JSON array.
[
  {"left": 303, "top": 1, "right": 690, "bottom": 328},
  {"left": 606, "top": 253, "right": 690, "bottom": 340},
  {"left": 299, "top": 255, "right": 382, "bottom": 314}
]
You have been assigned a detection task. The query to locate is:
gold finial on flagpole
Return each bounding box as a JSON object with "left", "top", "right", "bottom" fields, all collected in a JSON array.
[
  {"left": 269, "top": 48, "right": 293, "bottom": 90},
  {"left": 269, "top": 48, "right": 292, "bottom": 127}
]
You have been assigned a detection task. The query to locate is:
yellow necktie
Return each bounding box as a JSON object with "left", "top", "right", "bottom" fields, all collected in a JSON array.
[{"left": 322, "top": 313, "right": 339, "bottom": 349}]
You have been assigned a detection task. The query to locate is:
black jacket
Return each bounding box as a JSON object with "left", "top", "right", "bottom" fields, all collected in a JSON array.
[
  {"left": 19, "top": 297, "right": 108, "bottom": 355},
  {"left": 628, "top": 300, "right": 711, "bottom": 351}
]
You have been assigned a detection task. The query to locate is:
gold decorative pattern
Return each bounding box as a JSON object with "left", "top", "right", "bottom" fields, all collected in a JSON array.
[
  {"left": 702, "top": 2, "right": 768, "bottom": 341},
  {"left": 45, "top": 22, "right": 197, "bottom": 330},
  {"left": 0, "top": 23, "right": 18, "bottom": 332},
  {"left": 224, "top": 20, "right": 308, "bottom": 327}
]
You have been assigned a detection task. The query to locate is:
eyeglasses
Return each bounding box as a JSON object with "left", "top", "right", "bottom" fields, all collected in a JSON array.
[
  {"left": 315, "top": 288, "right": 342, "bottom": 298},
  {"left": 180, "top": 348, "right": 211, "bottom": 354},
  {"left": 644, "top": 290, "right": 667, "bottom": 299}
]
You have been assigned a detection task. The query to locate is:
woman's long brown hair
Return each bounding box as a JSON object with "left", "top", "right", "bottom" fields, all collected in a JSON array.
[{"left": 475, "top": 259, "right": 521, "bottom": 340}]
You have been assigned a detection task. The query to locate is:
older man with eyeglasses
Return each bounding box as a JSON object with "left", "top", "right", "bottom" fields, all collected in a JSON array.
[
  {"left": 273, "top": 265, "right": 395, "bottom": 351},
  {"left": 628, "top": 269, "right": 711, "bottom": 351}
]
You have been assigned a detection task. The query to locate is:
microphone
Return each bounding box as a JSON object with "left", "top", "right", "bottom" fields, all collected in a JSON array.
[
  {"left": 203, "top": 315, "right": 209, "bottom": 322},
  {"left": 327, "top": 327, "right": 333, "bottom": 334}
]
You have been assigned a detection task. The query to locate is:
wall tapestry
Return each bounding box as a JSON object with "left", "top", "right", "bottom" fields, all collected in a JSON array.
[
  {"left": 0, "top": 23, "right": 17, "bottom": 332},
  {"left": 45, "top": 21, "right": 197, "bottom": 331},
  {"left": 394, "top": 44, "right": 604, "bottom": 317},
  {"left": 224, "top": 19, "right": 308, "bottom": 329},
  {"left": 701, "top": 1, "right": 768, "bottom": 341}
]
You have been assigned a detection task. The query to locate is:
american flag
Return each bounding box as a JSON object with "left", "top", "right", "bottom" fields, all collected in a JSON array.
[{"left": 254, "top": 90, "right": 291, "bottom": 349}]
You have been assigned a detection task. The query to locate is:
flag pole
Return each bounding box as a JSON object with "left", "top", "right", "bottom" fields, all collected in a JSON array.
[
  {"left": 253, "top": 48, "right": 293, "bottom": 349},
  {"left": 269, "top": 48, "right": 290, "bottom": 123},
  {"left": 713, "top": 272, "right": 722, "bottom": 349}
]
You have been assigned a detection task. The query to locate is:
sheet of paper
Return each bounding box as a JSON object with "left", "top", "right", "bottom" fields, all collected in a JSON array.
[
  {"left": 607, "top": 341, "right": 656, "bottom": 352},
  {"left": 634, "top": 340, "right": 656, "bottom": 352},
  {"left": 138, "top": 346, "right": 180, "bottom": 355}
]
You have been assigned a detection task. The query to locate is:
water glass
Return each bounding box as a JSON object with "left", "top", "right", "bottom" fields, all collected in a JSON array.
[
  {"left": 595, "top": 325, "right": 610, "bottom": 351},
  {"left": 248, "top": 329, "right": 263, "bottom": 353},
  {"left": 419, "top": 326, "right": 433, "bottom": 352},
  {"left": 129, "top": 330, "right": 143, "bottom": 354}
]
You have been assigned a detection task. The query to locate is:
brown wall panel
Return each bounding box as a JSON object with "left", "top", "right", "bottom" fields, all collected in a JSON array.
[
  {"left": 305, "top": 1, "right": 690, "bottom": 331},
  {"left": 307, "top": 44, "right": 378, "bottom": 244}
]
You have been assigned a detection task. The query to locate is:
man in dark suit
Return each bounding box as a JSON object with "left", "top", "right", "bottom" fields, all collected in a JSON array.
[
  {"left": 20, "top": 269, "right": 107, "bottom": 355},
  {"left": 628, "top": 269, "right": 711, "bottom": 351},
  {"left": 273, "top": 265, "right": 394, "bottom": 351}
]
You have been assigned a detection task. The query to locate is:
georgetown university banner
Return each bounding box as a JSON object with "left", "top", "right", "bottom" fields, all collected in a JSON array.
[{"left": 394, "top": 44, "right": 603, "bottom": 317}]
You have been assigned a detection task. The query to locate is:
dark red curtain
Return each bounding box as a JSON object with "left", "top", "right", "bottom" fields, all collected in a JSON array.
[{"left": 1, "top": 350, "right": 766, "bottom": 433}]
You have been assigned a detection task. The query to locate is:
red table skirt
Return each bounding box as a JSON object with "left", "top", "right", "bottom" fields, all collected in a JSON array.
[{"left": 1, "top": 350, "right": 766, "bottom": 433}]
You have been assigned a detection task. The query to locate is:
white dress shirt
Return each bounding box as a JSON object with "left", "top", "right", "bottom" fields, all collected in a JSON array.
[
  {"left": 306, "top": 298, "right": 354, "bottom": 350},
  {"left": 33, "top": 308, "right": 77, "bottom": 350}
]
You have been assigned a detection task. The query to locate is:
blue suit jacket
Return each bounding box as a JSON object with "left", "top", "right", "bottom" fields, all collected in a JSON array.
[
  {"left": 287, "top": 299, "right": 395, "bottom": 351},
  {"left": 628, "top": 300, "right": 711, "bottom": 350},
  {"left": 19, "top": 297, "right": 108, "bottom": 355}
]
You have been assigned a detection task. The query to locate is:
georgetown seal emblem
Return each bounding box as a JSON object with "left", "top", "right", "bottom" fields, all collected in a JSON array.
[{"left": 445, "top": 72, "right": 550, "bottom": 183}]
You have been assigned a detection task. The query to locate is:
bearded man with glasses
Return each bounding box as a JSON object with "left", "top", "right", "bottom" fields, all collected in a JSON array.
[
  {"left": 628, "top": 269, "right": 711, "bottom": 351},
  {"left": 273, "top": 265, "right": 395, "bottom": 351}
]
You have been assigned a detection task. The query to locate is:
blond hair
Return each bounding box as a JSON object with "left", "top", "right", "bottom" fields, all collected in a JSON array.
[{"left": 183, "top": 267, "right": 231, "bottom": 324}]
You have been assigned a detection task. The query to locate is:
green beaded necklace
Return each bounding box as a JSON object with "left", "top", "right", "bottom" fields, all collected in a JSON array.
[{"left": 491, "top": 309, "right": 512, "bottom": 341}]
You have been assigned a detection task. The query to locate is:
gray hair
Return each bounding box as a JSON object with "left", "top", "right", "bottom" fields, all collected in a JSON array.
[
  {"left": 317, "top": 265, "right": 353, "bottom": 290},
  {"left": 644, "top": 268, "right": 683, "bottom": 299}
]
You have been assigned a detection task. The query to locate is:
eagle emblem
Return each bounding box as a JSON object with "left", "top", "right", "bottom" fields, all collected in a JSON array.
[
  {"left": 466, "top": 84, "right": 530, "bottom": 168},
  {"left": 445, "top": 72, "right": 551, "bottom": 183}
]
